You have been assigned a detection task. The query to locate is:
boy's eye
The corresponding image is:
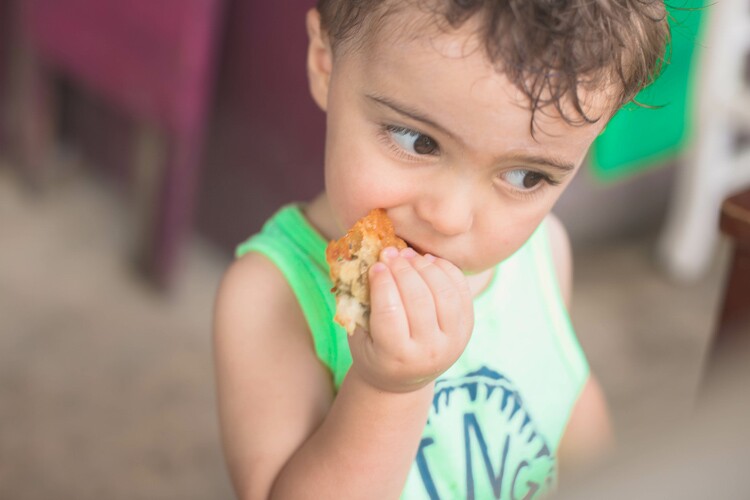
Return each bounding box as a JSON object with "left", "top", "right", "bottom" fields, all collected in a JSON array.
[
  {"left": 387, "top": 126, "right": 439, "bottom": 156},
  {"left": 502, "top": 169, "right": 548, "bottom": 190}
]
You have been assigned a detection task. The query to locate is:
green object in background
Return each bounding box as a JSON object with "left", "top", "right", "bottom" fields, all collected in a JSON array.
[{"left": 589, "top": 1, "right": 708, "bottom": 181}]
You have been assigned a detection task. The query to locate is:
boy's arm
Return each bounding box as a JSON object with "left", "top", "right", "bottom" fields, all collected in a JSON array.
[
  {"left": 213, "top": 253, "right": 440, "bottom": 500},
  {"left": 213, "top": 253, "right": 334, "bottom": 498},
  {"left": 546, "top": 214, "right": 615, "bottom": 474},
  {"left": 557, "top": 375, "right": 615, "bottom": 476}
]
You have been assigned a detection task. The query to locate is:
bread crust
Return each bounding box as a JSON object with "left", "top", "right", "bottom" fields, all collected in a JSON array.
[{"left": 325, "top": 209, "right": 407, "bottom": 334}]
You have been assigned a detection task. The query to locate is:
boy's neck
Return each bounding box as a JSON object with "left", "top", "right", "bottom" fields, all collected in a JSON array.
[{"left": 304, "top": 193, "right": 495, "bottom": 298}]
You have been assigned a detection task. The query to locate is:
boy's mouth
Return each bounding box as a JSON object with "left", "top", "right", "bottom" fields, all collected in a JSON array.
[{"left": 403, "top": 239, "right": 429, "bottom": 257}]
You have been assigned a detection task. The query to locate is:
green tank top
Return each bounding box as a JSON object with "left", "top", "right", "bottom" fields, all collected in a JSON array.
[{"left": 236, "top": 204, "right": 589, "bottom": 499}]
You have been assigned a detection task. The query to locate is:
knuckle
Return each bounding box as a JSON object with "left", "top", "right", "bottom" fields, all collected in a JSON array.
[
  {"left": 386, "top": 349, "right": 413, "bottom": 373},
  {"left": 413, "top": 255, "right": 434, "bottom": 271},
  {"left": 435, "top": 260, "right": 465, "bottom": 284},
  {"left": 435, "top": 257, "right": 459, "bottom": 273},
  {"left": 421, "top": 334, "right": 446, "bottom": 360},
  {"left": 390, "top": 256, "right": 413, "bottom": 274},
  {"left": 373, "top": 300, "right": 401, "bottom": 318},
  {"left": 435, "top": 283, "right": 459, "bottom": 303},
  {"left": 425, "top": 345, "right": 441, "bottom": 365},
  {"left": 409, "top": 290, "right": 434, "bottom": 310}
]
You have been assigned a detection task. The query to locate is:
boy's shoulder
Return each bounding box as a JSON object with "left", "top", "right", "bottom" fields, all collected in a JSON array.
[{"left": 214, "top": 251, "right": 313, "bottom": 352}]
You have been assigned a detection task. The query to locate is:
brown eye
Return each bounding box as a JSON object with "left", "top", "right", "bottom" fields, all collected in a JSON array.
[
  {"left": 386, "top": 126, "right": 440, "bottom": 156},
  {"left": 502, "top": 169, "right": 552, "bottom": 192},
  {"left": 414, "top": 135, "right": 437, "bottom": 155},
  {"left": 523, "top": 172, "right": 544, "bottom": 188}
]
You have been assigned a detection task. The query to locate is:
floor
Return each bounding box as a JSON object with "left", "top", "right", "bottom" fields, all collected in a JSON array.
[{"left": 0, "top": 162, "right": 728, "bottom": 499}]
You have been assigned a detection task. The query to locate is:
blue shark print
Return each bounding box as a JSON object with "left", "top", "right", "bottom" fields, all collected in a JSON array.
[{"left": 406, "top": 366, "right": 555, "bottom": 499}]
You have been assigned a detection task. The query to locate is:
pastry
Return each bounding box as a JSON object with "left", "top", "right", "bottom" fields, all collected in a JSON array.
[{"left": 326, "top": 209, "right": 407, "bottom": 334}]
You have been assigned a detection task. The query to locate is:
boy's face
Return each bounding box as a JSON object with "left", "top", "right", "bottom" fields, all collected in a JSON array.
[{"left": 309, "top": 10, "right": 613, "bottom": 274}]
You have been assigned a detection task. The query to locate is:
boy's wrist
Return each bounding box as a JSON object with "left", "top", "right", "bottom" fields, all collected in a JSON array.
[{"left": 346, "top": 366, "right": 436, "bottom": 400}]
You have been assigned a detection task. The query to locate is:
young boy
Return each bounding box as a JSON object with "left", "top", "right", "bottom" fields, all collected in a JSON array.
[{"left": 213, "top": 1, "right": 669, "bottom": 498}]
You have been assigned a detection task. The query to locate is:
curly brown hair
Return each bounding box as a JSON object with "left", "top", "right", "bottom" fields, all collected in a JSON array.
[{"left": 316, "top": 0, "right": 670, "bottom": 130}]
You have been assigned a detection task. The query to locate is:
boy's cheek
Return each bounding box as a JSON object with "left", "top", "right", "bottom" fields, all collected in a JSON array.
[
  {"left": 328, "top": 152, "right": 405, "bottom": 207},
  {"left": 331, "top": 181, "right": 405, "bottom": 226}
]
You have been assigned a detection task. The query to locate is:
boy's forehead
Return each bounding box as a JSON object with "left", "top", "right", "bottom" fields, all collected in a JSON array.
[{"left": 345, "top": 10, "right": 617, "bottom": 140}]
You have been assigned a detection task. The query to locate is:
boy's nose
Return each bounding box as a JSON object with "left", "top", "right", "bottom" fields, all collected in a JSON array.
[{"left": 415, "top": 183, "right": 474, "bottom": 237}]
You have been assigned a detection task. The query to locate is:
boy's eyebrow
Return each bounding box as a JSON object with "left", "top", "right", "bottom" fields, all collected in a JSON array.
[
  {"left": 366, "top": 94, "right": 460, "bottom": 143},
  {"left": 504, "top": 153, "right": 577, "bottom": 174},
  {"left": 367, "top": 93, "right": 577, "bottom": 174}
]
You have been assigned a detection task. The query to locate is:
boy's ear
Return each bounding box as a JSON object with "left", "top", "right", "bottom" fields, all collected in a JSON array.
[{"left": 306, "top": 9, "right": 333, "bottom": 112}]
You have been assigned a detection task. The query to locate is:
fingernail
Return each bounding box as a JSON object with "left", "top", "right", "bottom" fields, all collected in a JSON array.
[
  {"left": 424, "top": 253, "right": 436, "bottom": 262},
  {"left": 383, "top": 247, "right": 399, "bottom": 259},
  {"left": 371, "top": 262, "right": 386, "bottom": 273},
  {"left": 402, "top": 247, "right": 417, "bottom": 258}
]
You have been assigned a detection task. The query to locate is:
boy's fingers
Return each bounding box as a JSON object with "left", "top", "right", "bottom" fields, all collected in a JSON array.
[
  {"left": 431, "top": 257, "right": 474, "bottom": 334},
  {"left": 410, "top": 255, "right": 462, "bottom": 334},
  {"left": 368, "top": 262, "right": 409, "bottom": 352},
  {"left": 387, "top": 252, "right": 439, "bottom": 339}
]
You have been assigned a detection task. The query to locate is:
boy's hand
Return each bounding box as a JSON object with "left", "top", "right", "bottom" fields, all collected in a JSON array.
[{"left": 348, "top": 247, "right": 474, "bottom": 394}]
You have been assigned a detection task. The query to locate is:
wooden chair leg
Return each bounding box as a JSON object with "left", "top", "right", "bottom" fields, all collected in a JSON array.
[
  {"left": 132, "top": 122, "right": 165, "bottom": 279},
  {"left": 5, "top": 5, "right": 58, "bottom": 187},
  {"left": 132, "top": 124, "right": 203, "bottom": 288}
]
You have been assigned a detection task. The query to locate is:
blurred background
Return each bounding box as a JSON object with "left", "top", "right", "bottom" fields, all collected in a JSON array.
[{"left": 0, "top": 0, "right": 748, "bottom": 498}]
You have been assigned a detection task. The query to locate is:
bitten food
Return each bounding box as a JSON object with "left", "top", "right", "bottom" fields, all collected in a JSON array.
[{"left": 325, "top": 209, "right": 407, "bottom": 334}]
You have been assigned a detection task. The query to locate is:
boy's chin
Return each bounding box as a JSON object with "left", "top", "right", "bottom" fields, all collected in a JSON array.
[{"left": 461, "top": 266, "right": 493, "bottom": 277}]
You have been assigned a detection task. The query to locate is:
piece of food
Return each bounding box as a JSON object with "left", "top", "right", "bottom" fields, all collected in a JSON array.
[{"left": 326, "top": 209, "right": 407, "bottom": 335}]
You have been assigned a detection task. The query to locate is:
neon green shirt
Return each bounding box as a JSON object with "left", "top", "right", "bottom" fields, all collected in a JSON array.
[{"left": 236, "top": 204, "right": 589, "bottom": 499}]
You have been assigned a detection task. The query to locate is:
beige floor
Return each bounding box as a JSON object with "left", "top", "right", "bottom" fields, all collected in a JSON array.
[{"left": 0, "top": 163, "right": 727, "bottom": 499}]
